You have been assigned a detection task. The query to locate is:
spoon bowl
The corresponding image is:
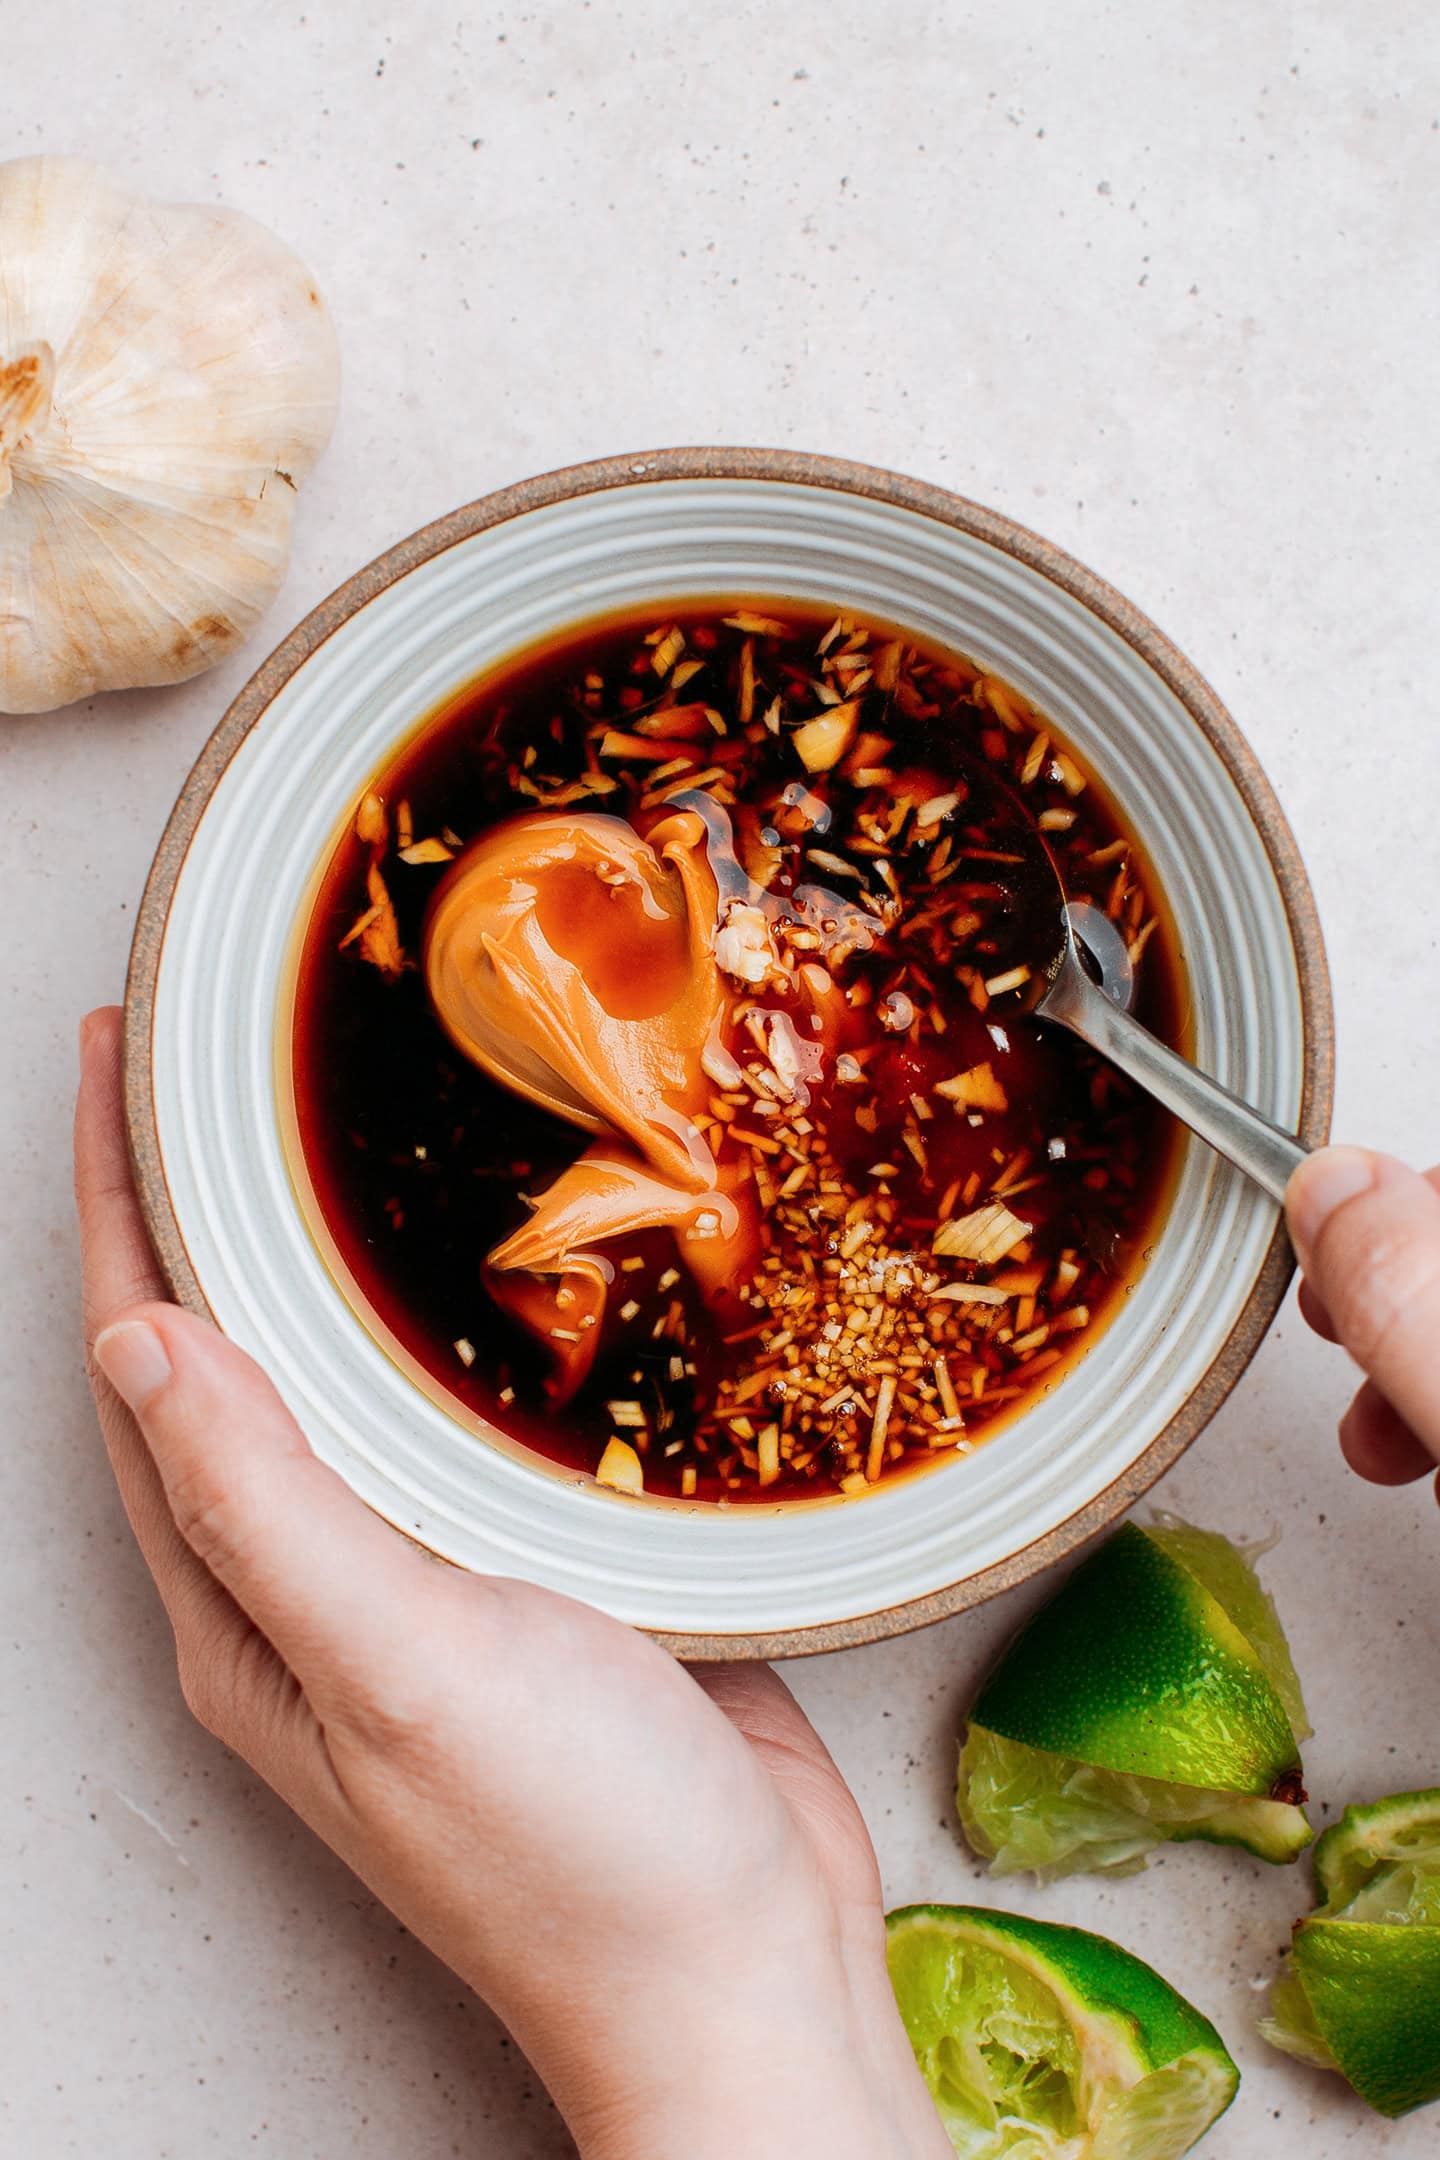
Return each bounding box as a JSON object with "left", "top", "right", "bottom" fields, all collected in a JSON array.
[{"left": 955, "top": 748, "right": 1309, "bottom": 1205}]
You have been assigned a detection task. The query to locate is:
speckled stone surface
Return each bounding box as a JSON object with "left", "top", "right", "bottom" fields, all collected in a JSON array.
[{"left": 2, "top": 5, "right": 1437, "bottom": 2154}]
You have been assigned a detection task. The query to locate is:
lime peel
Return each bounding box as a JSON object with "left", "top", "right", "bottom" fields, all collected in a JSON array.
[
  {"left": 1143, "top": 1514, "right": 1310, "bottom": 1742},
  {"left": 971, "top": 1523, "right": 1303, "bottom": 1794}
]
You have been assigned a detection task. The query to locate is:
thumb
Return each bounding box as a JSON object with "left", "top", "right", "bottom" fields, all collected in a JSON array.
[
  {"left": 1285, "top": 1147, "right": 1440, "bottom": 1466},
  {"left": 92, "top": 1303, "right": 441, "bottom": 1701}
]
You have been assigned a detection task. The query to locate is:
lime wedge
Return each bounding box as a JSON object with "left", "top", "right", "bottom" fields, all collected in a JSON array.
[
  {"left": 887, "top": 1903, "right": 1238, "bottom": 2158},
  {"left": 957, "top": 1518, "right": 1311, "bottom": 1877},
  {"left": 1261, "top": 1786, "right": 1440, "bottom": 2117}
]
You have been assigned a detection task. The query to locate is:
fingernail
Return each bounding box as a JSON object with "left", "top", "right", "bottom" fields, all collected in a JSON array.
[
  {"left": 95, "top": 1320, "right": 172, "bottom": 1410},
  {"left": 1286, "top": 1146, "right": 1377, "bottom": 1258}
]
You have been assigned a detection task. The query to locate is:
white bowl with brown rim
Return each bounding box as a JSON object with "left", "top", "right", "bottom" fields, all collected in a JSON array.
[{"left": 125, "top": 449, "right": 1332, "bottom": 1657}]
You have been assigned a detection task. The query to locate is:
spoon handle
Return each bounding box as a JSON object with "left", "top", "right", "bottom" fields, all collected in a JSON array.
[{"left": 1045, "top": 960, "right": 1308, "bottom": 1205}]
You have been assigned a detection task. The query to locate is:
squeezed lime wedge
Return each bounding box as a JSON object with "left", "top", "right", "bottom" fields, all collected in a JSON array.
[
  {"left": 887, "top": 1903, "right": 1238, "bottom": 2158},
  {"left": 1261, "top": 1786, "right": 1440, "bottom": 2117},
  {"left": 956, "top": 1518, "right": 1311, "bottom": 1877}
]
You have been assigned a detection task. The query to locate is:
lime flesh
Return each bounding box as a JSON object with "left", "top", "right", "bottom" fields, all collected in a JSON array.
[
  {"left": 958, "top": 1728, "right": 1313, "bottom": 1881},
  {"left": 1259, "top": 1965, "right": 1334, "bottom": 2074},
  {"left": 887, "top": 1904, "right": 1238, "bottom": 2159},
  {"left": 1261, "top": 1787, "right": 1440, "bottom": 2117},
  {"left": 1312, "top": 1785, "right": 1440, "bottom": 1911}
]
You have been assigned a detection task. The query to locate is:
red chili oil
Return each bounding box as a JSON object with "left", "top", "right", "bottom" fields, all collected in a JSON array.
[{"left": 287, "top": 601, "right": 1186, "bottom": 1504}]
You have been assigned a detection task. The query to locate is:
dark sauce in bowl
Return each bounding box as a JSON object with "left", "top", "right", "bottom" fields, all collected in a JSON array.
[{"left": 287, "top": 601, "right": 1185, "bottom": 1504}]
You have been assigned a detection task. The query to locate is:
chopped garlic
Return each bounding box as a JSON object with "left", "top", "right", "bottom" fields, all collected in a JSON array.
[
  {"left": 932, "top": 1202, "right": 1033, "bottom": 1265},
  {"left": 714, "top": 901, "right": 782, "bottom": 985},
  {"left": 701, "top": 1033, "right": 745, "bottom": 1089},
  {"left": 792, "top": 701, "right": 861, "bottom": 772},
  {"left": 764, "top": 1009, "right": 824, "bottom": 1103},
  {"left": 650, "top": 626, "right": 685, "bottom": 676},
  {"left": 928, "top": 1283, "right": 1012, "bottom": 1307},
  {"left": 596, "top": 1438, "right": 645, "bottom": 1494},
  {"left": 934, "top": 1061, "right": 1009, "bottom": 1115},
  {"left": 354, "top": 791, "right": 387, "bottom": 846}
]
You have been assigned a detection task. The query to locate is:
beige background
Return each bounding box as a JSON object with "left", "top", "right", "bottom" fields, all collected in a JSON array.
[{"left": 4, "top": 3, "right": 1439, "bottom": 2153}]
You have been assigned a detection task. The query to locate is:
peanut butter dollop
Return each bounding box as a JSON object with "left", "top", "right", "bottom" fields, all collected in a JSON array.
[{"left": 423, "top": 807, "right": 759, "bottom": 1400}]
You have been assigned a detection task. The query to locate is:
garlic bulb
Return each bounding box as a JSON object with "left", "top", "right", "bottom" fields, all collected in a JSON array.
[{"left": 0, "top": 157, "right": 339, "bottom": 714}]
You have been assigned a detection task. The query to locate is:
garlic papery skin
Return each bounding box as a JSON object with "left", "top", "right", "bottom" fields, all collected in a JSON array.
[{"left": 0, "top": 157, "right": 340, "bottom": 714}]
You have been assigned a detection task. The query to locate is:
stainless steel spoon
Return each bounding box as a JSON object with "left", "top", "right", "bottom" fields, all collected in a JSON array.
[
  {"left": 996, "top": 836, "right": 1306, "bottom": 1206},
  {"left": 938, "top": 749, "right": 1308, "bottom": 1203}
]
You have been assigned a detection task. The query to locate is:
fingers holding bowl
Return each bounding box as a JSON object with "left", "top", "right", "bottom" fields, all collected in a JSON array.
[
  {"left": 76, "top": 1008, "right": 427, "bottom": 1805},
  {"left": 76, "top": 1007, "right": 167, "bottom": 1347},
  {"left": 92, "top": 1296, "right": 455, "bottom": 1725},
  {"left": 1296, "top": 1275, "right": 1338, "bottom": 1344},
  {"left": 75, "top": 1007, "right": 231, "bottom": 1634},
  {"left": 1338, "top": 1377, "right": 1440, "bottom": 1490}
]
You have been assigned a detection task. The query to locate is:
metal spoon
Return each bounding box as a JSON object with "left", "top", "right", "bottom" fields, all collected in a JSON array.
[
  {"left": 932, "top": 745, "right": 1306, "bottom": 1202},
  {"left": 1023, "top": 859, "right": 1303, "bottom": 1209}
]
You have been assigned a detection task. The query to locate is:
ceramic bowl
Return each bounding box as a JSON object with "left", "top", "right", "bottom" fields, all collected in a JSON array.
[{"left": 125, "top": 449, "right": 1332, "bottom": 1656}]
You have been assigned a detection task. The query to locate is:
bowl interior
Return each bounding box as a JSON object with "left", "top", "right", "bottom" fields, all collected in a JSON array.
[{"left": 134, "top": 465, "right": 1324, "bottom": 1650}]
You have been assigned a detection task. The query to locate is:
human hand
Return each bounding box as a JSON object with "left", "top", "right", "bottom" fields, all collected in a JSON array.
[
  {"left": 1286, "top": 1146, "right": 1440, "bottom": 1500},
  {"left": 75, "top": 1008, "right": 948, "bottom": 2160}
]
